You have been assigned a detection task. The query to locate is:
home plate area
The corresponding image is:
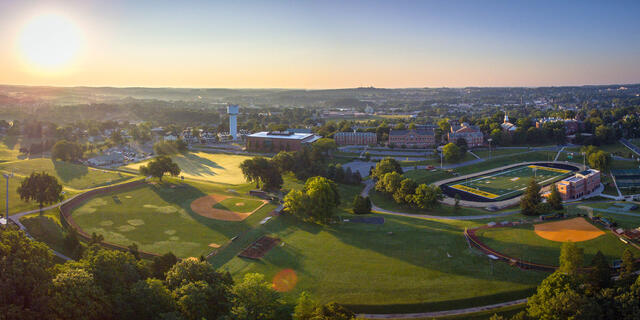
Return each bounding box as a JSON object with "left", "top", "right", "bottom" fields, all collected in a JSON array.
[{"left": 239, "top": 236, "right": 281, "bottom": 259}]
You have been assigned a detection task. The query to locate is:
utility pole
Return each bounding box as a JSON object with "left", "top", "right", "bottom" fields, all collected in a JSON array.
[
  {"left": 488, "top": 138, "right": 493, "bottom": 159},
  {"left": 3, "top": 173, "right": 12, "bottom": 221}
]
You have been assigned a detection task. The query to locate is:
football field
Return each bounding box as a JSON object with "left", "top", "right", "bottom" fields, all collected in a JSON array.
[{"left": 446, "top": 165, "right": 573, "bottom": 201}]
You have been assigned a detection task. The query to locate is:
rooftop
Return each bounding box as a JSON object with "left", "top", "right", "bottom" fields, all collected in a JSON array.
[{"left": 248, "top": 131, "right": 316, "bottom": 140}]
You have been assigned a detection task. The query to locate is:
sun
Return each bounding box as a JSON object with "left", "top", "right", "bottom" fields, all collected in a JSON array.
[{"left": 19, "top": 13, "right": 82, "bottom": 71}]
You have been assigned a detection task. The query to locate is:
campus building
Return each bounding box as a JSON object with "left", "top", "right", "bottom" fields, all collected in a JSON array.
[
  {"left": 246, "top": 131, "right": 321, "bottom": 152},
  {"left": 448, "top": 122, "right": 484, "bottom": 147},
  {"left": 555, "top": 169, "right": 601, "bottom": 200},
  {"left": 535, "top": 118, "right": 582, "bottom": 135},
  {"left": 334, "top": 132, "right": 377, "bottom": 146},
  {"left": 500, "top": 113, "right": 517, "bottom": 133},
  {"left": 388, "top": 128, "right": 435, "bottom": 148}
]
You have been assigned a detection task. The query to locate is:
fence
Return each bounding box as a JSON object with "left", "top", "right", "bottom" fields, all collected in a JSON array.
[{"left": 58, "top": 179, "right": 161, "bottom": 259}]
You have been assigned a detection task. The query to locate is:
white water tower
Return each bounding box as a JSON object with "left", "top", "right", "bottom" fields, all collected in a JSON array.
[{"left": 227, "top": 105, "right": 239, "bottom": 140}]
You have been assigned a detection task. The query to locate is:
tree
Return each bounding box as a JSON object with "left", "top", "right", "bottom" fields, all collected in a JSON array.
[
  {"left": 240, "top": 157, "right": 283, "bottom": 191},
  {"left": 284, "top": 176, "right": 340, "bottom": 223},
  {"left": 588, "top": 150, "right": 611, "bottom": 172},
  {"left": 455, "top": 137, "right": 468, "bottom": 152},
  {"left": 371, "top": 157, "right": 402, "bottom": 180},
  {"left": 620, "top": 248, "right": 636, "bottom": 282},
  {"left": 49, "top": 269, "right": 108, "bottom": 320},
  {"left": 150, "top": 252, "right": 179, "bottom": 280},
  {"left": 231, "top": 273, "right": 283, "bottom": 320},
  {"left": 139, "top": 156, "right": 181, "bottom": 182},
  {"left": 165, "top": 259, "right": 233, "bottom": 291},
  {"left": 312, "top": 138, "right": 337, "bottom": 156},
  {"left": 272, "top": 151, "right": 295, "bottom": 173},
  {"left": 174, "top": 280, "right": 230, "bottom": 320},
  {"left": 411, "top": 184, "right": 443, "bottom": 209},
  {"left": 442, "top": 143, "right": 463, "bottom": 162},
  {"left": 352, "top": 195, "right": 371, "bottom": 215},
  {"left": 311, "top": 302, "right": 355, "bottom": 320},
  {"left": 51, "top": 140, "right": 83, "bottom": 162},
  {"left": 520, "top": 178, "right": 541, "bottom": 216},
  {"left": 0, "top": 230, "right": 54, "bottom": 320},
  {"left": 588, "top": 251, "right": 611, "bottom": 291},
  {"left": 293, "top": 291, "right": 318, "bottom": 320},
  {"left": 394, "top": 178, "right": 417, "bottom": 204},
  {"left": 153, "top": 140, "right": 188, "bottom": 155},
  {"left": 548, "top": 184, "right": 563, "bottom": 210},
  {"left": 129, "top": 279, "right": 176, "bottom": 320},
  {"left": 17, "top": 171, "right": 64, "bottom": 214},
  {"left": 527, "top": 272, "right": 601, "bottom": 320},
  {"left": 305, "top": 176, "right": 340, "bottom": 223},
  {"left": 558, "top": 241, "right": 584, "bottom": 276},
  {"left": 375, "top": 171, "right": 402, "bottom": 195}
]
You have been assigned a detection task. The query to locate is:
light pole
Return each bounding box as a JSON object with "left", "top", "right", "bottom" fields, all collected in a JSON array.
[
  {"left": 3, "top": 172, "right": 13, "bottom": 221},
  {"left": 437, "top": 146, "right": 443, "bottom": 169}
]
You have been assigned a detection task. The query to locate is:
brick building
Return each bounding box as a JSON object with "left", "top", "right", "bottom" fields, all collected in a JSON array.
[
  {"left": 246, "top": 131, "right": 320, "bottom": 152},
  {"left": 448, "top": 122, "right": 484, "bottom": 147},
  {"left": 334, "top": 132, "right": 377, "bottom": 146},
  {"left": 555, "top": 169, "right": 601, "bottom": 200},
  {"left": 388, "top": 129, "right": 435, "bottom": 148}
]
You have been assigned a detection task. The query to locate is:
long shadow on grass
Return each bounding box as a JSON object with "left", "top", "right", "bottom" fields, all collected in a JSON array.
[
  {"left": 175, "top": 153, "right": 225, "bottom": 178},
  {"left": 53, "top": 160, "right": 89, "bottom": 183},
  {"left": 323, "top": 214, "right": 543, "bottom": 287}
]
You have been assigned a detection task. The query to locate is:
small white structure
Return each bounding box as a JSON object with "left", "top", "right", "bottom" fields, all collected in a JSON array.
[{"left": 228, "top": 105, "right": 239, "bottom": 140}]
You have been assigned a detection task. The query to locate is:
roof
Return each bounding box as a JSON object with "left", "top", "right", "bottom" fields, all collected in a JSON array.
[
  {"left": 248, "top": 131, "right": 316, "bottom": 140},
  {"left": 389, "top": 129, "right": 434, "bottom": 136}
]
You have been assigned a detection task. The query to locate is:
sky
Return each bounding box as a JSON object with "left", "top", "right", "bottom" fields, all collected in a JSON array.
[{"left": 0, "top": 0, "right": 639, "bottom": 89}]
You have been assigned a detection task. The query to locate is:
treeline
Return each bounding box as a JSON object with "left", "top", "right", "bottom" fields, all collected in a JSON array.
[
  {"left": 491, "top": 242, "right": 640, "bottom": 320},
  {"left": 241, "top": 139, "right": 360, "bottom": 192},
  {"left": 0, "top": 230, "right": 356, "bottom": 320},
  {"left": 372, "top": 158, "right": 443, "bottom": 209}
]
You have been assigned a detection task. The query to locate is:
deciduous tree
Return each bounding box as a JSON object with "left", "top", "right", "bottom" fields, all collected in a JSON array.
[
  {"left": 139, "top": 156, "right": 181, "bottom": 182},
  {"left": 17, "top": 171, "right": 64, "bottom": 215}
]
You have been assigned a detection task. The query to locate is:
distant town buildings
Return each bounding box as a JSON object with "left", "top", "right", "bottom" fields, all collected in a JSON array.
[
  {"left": 535, "top": 118, "right": 581, "bottom": 134},
  {"left": 555, "top": 169, "right": 601, "bottom": 200},
  {"left": 448, "top": 122, "right": 483, "bottom": 147},
  {"left": 334, "top": 131, "right": 377, "bottom": 146},
  {"left": 388, "top": 128, "right": 435, "bottom": 148},
  {"left": 246, "top": 131, "right": 321, "bottom": 152}
]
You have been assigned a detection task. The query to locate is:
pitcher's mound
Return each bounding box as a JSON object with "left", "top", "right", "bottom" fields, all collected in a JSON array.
[
  {"left": 534, "top": 217, "right": 605, "bottom": 242},
  {"left": 190, "top": 194, "right": 267, "bottom": 221}
]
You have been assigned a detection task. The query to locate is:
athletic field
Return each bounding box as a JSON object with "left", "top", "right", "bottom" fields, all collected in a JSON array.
[{"left": 445, "top": 164, "right": 574, "bottom": 201}]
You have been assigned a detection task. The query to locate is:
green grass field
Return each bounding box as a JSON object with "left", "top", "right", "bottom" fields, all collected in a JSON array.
[
  {"left": 213, "top": 198, "right": 264, "bottom": 213},
  {"left": 453, "top": 151, "right": 558, "bottom": 176},
  {"left": 70, "top": 179, "right": 276, "bottom": 258},
  {"left": 215, "top": 213, "right": 544, "bottom": 312},
  {"left": 475, "top": 222, "right": 636, "bottom": 266},
  {"left": 472, "top": 148, "right": 527, "bottom": 159},
  {"left": 445, "top": 164, "right": 573, "bottom": 201},
  {"left": 122, "top": 151, "right": 252, "bottom": 184},
  {"left": 402, "top": 168, "right": 455, "bottom": 185},
  {"left": 0, "top": 159, "right": 134, "bottom": 190}
]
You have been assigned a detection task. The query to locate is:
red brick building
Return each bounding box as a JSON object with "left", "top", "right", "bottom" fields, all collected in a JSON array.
[
  {"left": 388, "top": 129, "right": 435, "bottom": 148},
  {"left": 246, "top": 131, "right": 320, "bottom": 152},
  {"left": 334, "top": 132, "right": 377, "bottom": 145},
  {"left": 448, "top": 123, "right": 484, "bottom": 147},
  {"left": 556, "top": 169, "right": 601, "bottom": 200}
]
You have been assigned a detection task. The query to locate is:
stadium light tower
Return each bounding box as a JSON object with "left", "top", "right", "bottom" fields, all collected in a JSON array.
[{"left": 227, "top": 105, "right": 239, "bottom": 141}]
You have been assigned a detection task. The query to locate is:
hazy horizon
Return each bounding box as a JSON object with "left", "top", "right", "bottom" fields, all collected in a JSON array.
[{"left": 1, "top": 0, "right": 639, "bottom": 88}]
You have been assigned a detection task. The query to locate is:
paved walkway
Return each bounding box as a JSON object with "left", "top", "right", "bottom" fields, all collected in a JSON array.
[
  {"left": 620, "top": 138, "right": 640, "bottom": 157},
  {"left": 9, "top": 208, "right": 72, "bottom": 261},
  {"left": 554, "top": 146, "right": 565, "bottom": 161},
  {"left": 357, "top": 298, "right": 527, "bottom": 319}
]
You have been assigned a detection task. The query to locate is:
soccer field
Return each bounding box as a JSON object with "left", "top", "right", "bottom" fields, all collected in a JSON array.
[{"left": 446, "top": 165, "right": 573, "bottom": 201}]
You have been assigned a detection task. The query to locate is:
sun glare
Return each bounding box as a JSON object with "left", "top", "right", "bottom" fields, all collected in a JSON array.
[{"left": 19, "top": 13, "right": 82, "bottom": 71}]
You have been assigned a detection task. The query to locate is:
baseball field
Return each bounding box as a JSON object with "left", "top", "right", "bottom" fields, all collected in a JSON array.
[
  {"left": 69, "top": 179, "right": 277, "bottom": 258},
  {"left": 474, "top": 217, "right": 637, "bottom": 266}
]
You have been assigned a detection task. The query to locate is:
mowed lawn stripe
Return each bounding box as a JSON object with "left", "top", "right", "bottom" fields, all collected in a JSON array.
[{"left": 70, "top": 179, "right": 276, "bottom": 258}]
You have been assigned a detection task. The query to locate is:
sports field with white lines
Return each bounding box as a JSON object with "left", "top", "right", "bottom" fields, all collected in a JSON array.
[{"left": 446, "top": 165, "right": 574, "bottom": 201}]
